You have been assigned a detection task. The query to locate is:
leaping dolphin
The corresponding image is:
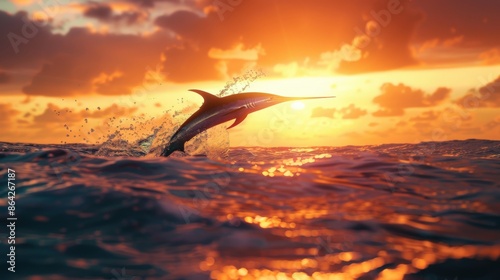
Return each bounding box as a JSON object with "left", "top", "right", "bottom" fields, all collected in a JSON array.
[{"left": 160, "top": 89, "right": 335, "bottom": 157}]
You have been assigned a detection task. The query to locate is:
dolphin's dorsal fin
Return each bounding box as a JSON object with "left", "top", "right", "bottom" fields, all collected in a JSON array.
[
  {"left": 227, "top": 114, "right": 247, "bottom": 129},
  {"left": 189, "top": 89, "right": 219, "bottom": 106}
]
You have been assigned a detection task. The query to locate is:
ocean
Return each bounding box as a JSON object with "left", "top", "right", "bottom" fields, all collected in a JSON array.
[{"left": 0, "top": 139, "right": 499, "bottom": 280}]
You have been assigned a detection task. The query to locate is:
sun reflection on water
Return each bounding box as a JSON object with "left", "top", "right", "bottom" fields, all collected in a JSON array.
[{"left": 203, "top": 241, "right": 500, "bottom": 280}]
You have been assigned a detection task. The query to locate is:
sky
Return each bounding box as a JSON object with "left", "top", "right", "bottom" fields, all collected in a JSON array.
[{"left": 0, "top": 0, "right": 499, "bottom": 147}]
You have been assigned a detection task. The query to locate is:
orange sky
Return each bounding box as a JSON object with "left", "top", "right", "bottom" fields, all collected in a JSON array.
[{"left": 0, "top": 0, "right": 499, "bottom": 147}]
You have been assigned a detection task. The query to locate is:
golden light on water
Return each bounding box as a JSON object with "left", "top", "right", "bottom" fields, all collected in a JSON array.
[
  {"left": 258, "top": 153, "right": 333, "bottom": 178},
  {"left": 197, "top": 151, "right": 500, "bottom": 280},
  {"left": 202, "top": 241, "right": 500, "bottom": 280}
]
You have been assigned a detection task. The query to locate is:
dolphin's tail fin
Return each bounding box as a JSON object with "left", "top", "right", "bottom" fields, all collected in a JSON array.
[{"left": 160, "top": 142, "right": 185, "bottom": 157}]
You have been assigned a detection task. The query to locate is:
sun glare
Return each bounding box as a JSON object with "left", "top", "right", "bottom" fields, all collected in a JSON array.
[{"left": 291, "top": 101, "right": 305, "bottom": 110}]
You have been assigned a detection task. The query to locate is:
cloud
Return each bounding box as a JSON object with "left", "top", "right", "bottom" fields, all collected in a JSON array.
[
  {"left": 338, "top": 104, "right": 367, "bottom": 119},
  {"left": 409, "top": 110, "right": 440, "bottom": 122},
  {"left": 413, "top": 1, "right": 500, "bottom": 50},
  {"left": 311, "top": 107, "right": 335, "bottom": 119},
  {"left": 372, "top": 83, "right": 451, "bottom": 116},
  {"left": 126, "top": 0, "right": 183, "bottom": 8},
  {"left": 152, "top": 0, "right": 426, "bottom": 82},
  {"left": 0, "top": 103, "right": 20, "bottom": 127},
  {"left": 84, "top": 4, "right": 113, "bottom": 20},
  {"left": 372, "top": 108, "right": 404, "bottom": 117},
  {"left": 83, "top": 3, "right": 148, "bottom": 25},
  {"left": 310, "top": 104, "right": 367, "bottom": 119},
  {"left": 479, "top": 48, "right": 500, "bottom": 65},
  {"left": 0, "top": 11, "right": 171, "bottom": 97},
  {"left": 0, "top": 71, "right": 10, "bottom": 84},
  {"left": 338, "top": 0, "right": 423, "bottom": 73},
  {"left": 0, "top": 11, "right": 54, "bottom": 70},
  {"left": 483, "top": 116, "right": 500, "bottom": 131},
  {"left": 388, "top": 107, "right": 481, "bottom": 139},
  {"left": 456, "top": 75, "right": 500, "bottom": 108},
  {"left": 2, "top": 0, "right": 499, "bottom": 99},
  {"left": 410, "top": 1, "right": 500, "bottom": 66}
]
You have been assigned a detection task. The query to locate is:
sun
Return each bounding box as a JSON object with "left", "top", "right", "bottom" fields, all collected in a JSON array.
[{"left": 291, "top": 101, "right": 305, "bottom": 110}]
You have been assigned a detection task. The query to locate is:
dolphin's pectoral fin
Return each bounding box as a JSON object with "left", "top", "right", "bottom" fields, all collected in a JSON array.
[
  {"left": 227, "top": 114, "right": 248, "bottom": 129},
  {"left": 189, "top": 89, "right": 219, "bottom": 106}
]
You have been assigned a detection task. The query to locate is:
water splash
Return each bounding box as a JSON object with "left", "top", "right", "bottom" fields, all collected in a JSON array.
[{"left": 93, "top": 108, "right": 230, "bottom": 159}]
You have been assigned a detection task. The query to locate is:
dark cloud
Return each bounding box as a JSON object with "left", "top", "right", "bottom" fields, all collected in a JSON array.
[
  {"left": 456, "top": 75, "right": 500, "bottom": 108},
  {"left": 159, "top": 43, "right": 222, "bottom": 82},
  {"left": 127, "top": 0, "right": 155, "bottom": 8},
  {"left": 426, "top": 87, "right": 451, "bottom": 104},
  {"left": 0, "top": 11, "right": 55, "bottom": 70},
  {"left": 153, "top": 0, "right": 424, "bottom": 82},
  {"left": 409, "top": 1, "right": 500, "bottom": 66},
  {"left": 114, "top": 11, "right": 148, "bottom": 25},
  {"left": 413, "top": 0, "right": 500, "bottom": 50},
  {"left": 83, "top": 4, "right": 148, "bottom": 25},
  {"left": 2, "top": 0, "right": 498, "bottom": 98},
  {"left": 0, "top": 11, "right": 170, "bottom": 97},
  {"left": 372, "top": 83, "right": 450, "bottom": 116},
  {"left": 84, "top": 5, "right": 113, "bottom": 20},
  {"left": 338, "top": 0, "right": 423, "bottom": 73},
  {"left": 127, "top": 0, "right": 182, "bottom": 8},
  {"left": 0, "top": 71, "right": 10, "bottom": 84}
]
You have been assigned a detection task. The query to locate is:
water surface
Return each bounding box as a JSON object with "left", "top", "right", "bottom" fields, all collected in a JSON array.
[{"left": 0, "top": 139, "right": 499, "bottom": 280}]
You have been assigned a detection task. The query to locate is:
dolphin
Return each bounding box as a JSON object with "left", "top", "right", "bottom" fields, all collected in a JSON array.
[{"left": 160, "top": 89, "right": 335, "bottom": 157}]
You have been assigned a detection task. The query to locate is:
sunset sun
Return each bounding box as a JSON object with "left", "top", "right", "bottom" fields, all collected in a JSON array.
[{"left": 291, "top": 101, "right": 305, "bottom": 110}]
